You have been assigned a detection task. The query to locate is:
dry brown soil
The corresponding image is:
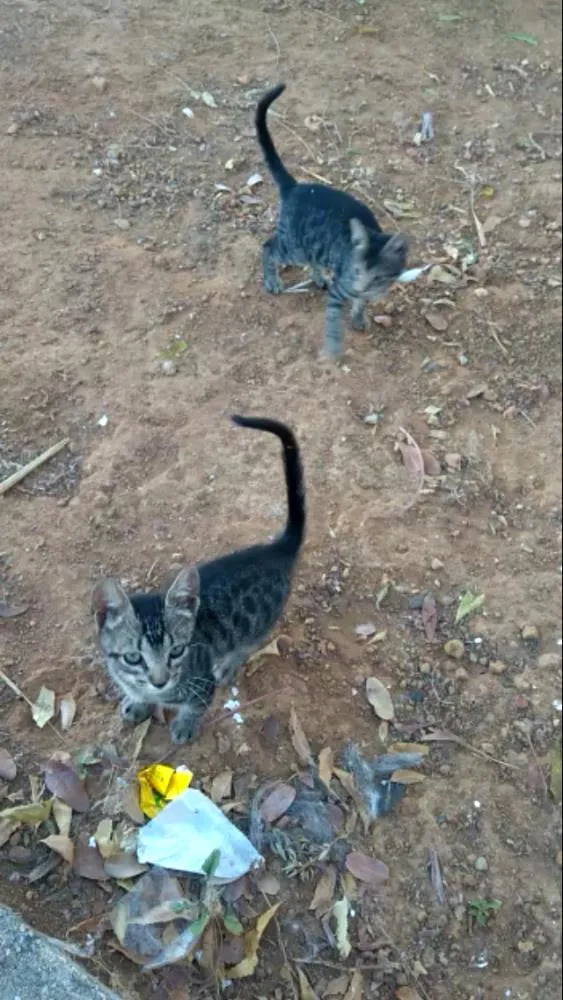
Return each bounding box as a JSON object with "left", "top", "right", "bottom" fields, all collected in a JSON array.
[{"left": 0, "top": 0, "right": 562, "bottom": 998}]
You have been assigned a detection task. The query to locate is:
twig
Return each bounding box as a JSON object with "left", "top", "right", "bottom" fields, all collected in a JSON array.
[
  {"left": 299, "top": 165, "right": 332, "bottom": 185},
  {"left": 527, "top": 133, "right": 547, "bottom": 160},
  {"left": 273, "top": 916, "right": 298, "bottom": 1000},
  {"left": 124, "top": 107, "right": 172, "bottom": 136},
  {"left": 453, "top": 162, "right": 486, "bottom": 249},
  {"left": 266, "top": 22, "right": 281, "bottom": 68},
  {"left": 421, "top": 727, "right": 522, "bottom": 770},
  {"left": 206, "top": 687, "right": 291, "bottom": 728},
  {"left": 0, "top": 438, "right": 69, "bottom": 496},
  {"left": 488, "top": 322, "right": 509, "bottom": 356},
  {"left": 269, "top": 110, "right": 320, "bottom": 164},
  {"left": 527, "top": 733, "right": 549, "bottom": 800}
]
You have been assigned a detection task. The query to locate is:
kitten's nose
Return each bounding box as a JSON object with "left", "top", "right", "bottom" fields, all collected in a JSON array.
[{"left": 151, "top": 679, "right": 167, "bottom": 689}]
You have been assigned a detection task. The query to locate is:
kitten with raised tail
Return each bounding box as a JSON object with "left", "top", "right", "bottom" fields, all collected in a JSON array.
[
  {"left": 256, "top": 83, "right": 409, "bottom": 358},
  {"left": 92, "top": 415, "right": 305, "bottom": 744}
]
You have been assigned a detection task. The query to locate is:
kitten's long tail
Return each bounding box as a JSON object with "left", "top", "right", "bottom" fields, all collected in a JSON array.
[
  {"left": 231, "top": 414, "right": 305, "bottom": 555},
  {"left": 255, "top": 84, "right": 296, "bottom": 195}
]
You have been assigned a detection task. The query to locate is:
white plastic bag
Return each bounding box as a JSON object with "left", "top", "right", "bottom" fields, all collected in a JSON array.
[{"left": 136, "top": 788, "right": 263, "bottom": 882}]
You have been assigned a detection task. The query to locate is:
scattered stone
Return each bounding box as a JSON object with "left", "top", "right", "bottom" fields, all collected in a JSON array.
[
  {"left": 538, "top": 652, "right": 562, "bottom": 670},
  {"left": 113, "top": 218, "right": 130, "bottom": 230},
  {"left": 92, "top": 76, "right": 108, "bottom": 92},
  {"left": 444, "top": 639, "right": 465, "bottom": 660},
  {"left": 521, "top": 624, "right": 539, "bottom": 641},
  {"left": 455, "top": 667, "right": 469, "bottom": 680},
  {"left": 474, "top": 856, "right": 488, "bottom": 872},
  {"left": 6, "top": 122, "right": 20, "bottom": 136},
  {"left": 424, "top": 310, "right": 449, "bottom": 333},
  {"left": 431, "top": 557, "right": 444, "bottom": 570},
  {"left": 160, "top": 360, "right": 177, "bottom": 376},
  {"left": 445, "top": 453, "right": 463, "bottom": 471},
  {"left": 517, "top": 939, "right": 535, "bottom": 953},
  {"left": 489, "top": 659, "right": 507, "bottom": 675},
  {"left": 513, "top": 672, "right": 532, "bottom": 692}
]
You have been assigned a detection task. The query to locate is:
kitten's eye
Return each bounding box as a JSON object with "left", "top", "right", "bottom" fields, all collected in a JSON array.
[
  {"left": 123, "top": 652, "right": 143, "bottom": 667},
  {"left": 169, "top": 644, "right": 186, "bottom": 660}
]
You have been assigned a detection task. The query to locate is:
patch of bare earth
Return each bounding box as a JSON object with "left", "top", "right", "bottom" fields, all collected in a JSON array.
[{"left": 0, "top": 0, "right": 561, "bottom": 998}]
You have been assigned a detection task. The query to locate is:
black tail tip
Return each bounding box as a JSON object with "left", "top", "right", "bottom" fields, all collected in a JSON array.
[{"left": 231, "top": 414, "right": 246, "bottom": 428}]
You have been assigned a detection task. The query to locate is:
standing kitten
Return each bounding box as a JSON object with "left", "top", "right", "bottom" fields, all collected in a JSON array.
[
  {"left": 92, "top": 415, "right": 305, "bottom": 744},
  {"left": 256, "top": 83, "right": 409, "bottom": 358}
]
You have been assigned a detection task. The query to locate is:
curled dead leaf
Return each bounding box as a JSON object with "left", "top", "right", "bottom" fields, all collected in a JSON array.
[
  {"left": 297, "top": 968, "right": 319, "bottom": 999},
  {"left": 53, "top": 797, "right": 73, "bottom": 837},
  {"left": 345, "top": 851, "right": 389, "bottom": 887},
  {"left": 421, "top": 593, "right": 438, "bottom": 641},
  {"left": 0, "top": 600, "right": 29, "bottom": 618},
  {"left": 259, "top": 783, "right": 296, "bottom": 824},
  {"left": 0, "top": 799, "right": 51, "bottom": 825},
  {"left": 59, "top": 694, "right": 77, "bottom": 731},
  {"left": 344, "top": 970, "right": 364, "bottom": 1000},
  {"left": 390, "top": 769, "right": 425, "bottom": 784},
  {"left": 289, "top": 706, "right": 312, "bottom": 767},
  {"left": 396, "top": 988, "right": 423, "bottom": 1000},
  {"left": 365, "top": 677, "right": 395, "bottom": 721},
  {"left": 44, "top": 760, "right": 90, "bottom": 813},
  {"left": 104, "top": 851, "right": 148, "bottom": 879},
  {"left": 421, "top": 450, "right": 441, "bottom": 476}
]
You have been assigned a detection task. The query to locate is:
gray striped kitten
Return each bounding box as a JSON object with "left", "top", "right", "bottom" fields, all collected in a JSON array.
[
  {"left": 256, "top": 84, "right": 409, "bottom": 358},
  {"left": 92, "top": 415, "right": 305, "bottom": 744}
]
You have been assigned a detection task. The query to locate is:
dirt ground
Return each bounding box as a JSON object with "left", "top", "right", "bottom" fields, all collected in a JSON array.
[{"left": 0, "top": 0, "right": 562, "bottom": 997}]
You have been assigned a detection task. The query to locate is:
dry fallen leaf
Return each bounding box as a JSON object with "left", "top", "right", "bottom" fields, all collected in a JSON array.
[
  {"left": 424, "top": 309, "right": 449, "bottom": 332},
  {"left": 289, "top": 706, "right": 312, "bottom": 767},
  {"left": 94, "top": 817, "right": 115, "bottom": 859},
  {"left": 323, "top": 974, "right": 351, "bottom": 997},
  {"left": 73, "top": 839, "right": 109, "bottom": 880},
  {"left": 390, "top": 769, "right": 425, "bottom": 785},
  {"left": 259, "top": 783, "right": 296, "bottom": 824},
  {"left": 104, "top": 851, "right": 148, "bottom": 879},
  {"left": 309, "top": 865, "right": 337, "bottom": 913},
  {"left": 428, "top": 847, "right": 446, "bottom": 905},
  {"left": 397, "top": 442, "right": 424, "bottom": 478},
  {"left": 318, "top": 747, "right": 334, "bottom": 789},
  {"left": 0, "top": 601, "right": 28, "bottom": 618},
  {"left": 421, "top": 594, "right": 438, "bottom": 641},
  {"left": 365, "top": 677, "right": 395, "bottom": 721},
  {"left": 211, "top": 769, "right": 233, "bottom": 804},
  {"left": 229, "top": 902, "right": 280, "bottom": 979},
  {"left": 0, "top": 800, "right": 51, "bottom": 825},
  {"left": 41, "top": 834, "right": 75, "bottom": 865},
  {"left": 396, "top": 988, "right": 423, "bottom": 1000},
  {"left": 345, "top": 851, "right": 389, "bottom": 887},
  {"left": 421, "top": 450, "right": 441, "bottom": 476},
  {"left": 343, "top": 970, "right": 364, "bottom": 1000},
  {"left": 59, "top": 694, "right": 77, "bottom": 731},
  {"left": 0, "top": 747, "right": 17, "bottom": 781},
  {"left": 389, "top": 742, "right": 429, "bottom": 756},
  {"left": 53, "top": 797, "right": 73, "bottom": 837},
  {"left": 44, "top": 760, "right": 90, "bottom": 813},
  {"left": 0, "top": 818, "right": 18, "bottom": 847},
  {"left": 31, "top": 686, "right": 56, "bottom": 728}
]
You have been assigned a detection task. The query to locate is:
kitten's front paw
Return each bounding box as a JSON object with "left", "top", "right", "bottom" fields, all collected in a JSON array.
[
  {"left": 264, "top": 275, "right": 284, "bottom": 295},
  {"left": 121, "top": 699, "right": 152, "bottom": 724},
  {"left": 170, "top": 713, "right": 199, "bottom": 745}
]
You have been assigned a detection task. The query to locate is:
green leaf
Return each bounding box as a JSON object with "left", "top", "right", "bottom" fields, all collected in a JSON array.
[
  {"left": 507, "top": 32, "right": 538, "bottom": 45},
  {"left": 186, "top": 912, "right": 211, "bottom": 939},
  {"left": 455, "top": 591, "right": 485, "bottom": 625},
  {"left": 436, "top": 13, "right": 463, "bottom": 21},
  {"left": 223, "top": 911, "right": 245, "bottom": 936},
  {"left": 202, "top": 848, "right": 221, "bottom": 878},
  {"left": 468, "top": 898, "right": 501, "bottom": 927}
]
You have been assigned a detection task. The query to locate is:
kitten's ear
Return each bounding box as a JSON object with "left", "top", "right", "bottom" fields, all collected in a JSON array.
[
  {"left": 380, "top": 232, "right": 409, "bottom": 269},
  {"left": 165, "top": 565, "right": 200, "bottom": 621},
  {"left": 350, "top": 218, "right": 369, "bottom": 254},
  {"left": 92, "top": 578, "right": 133, "bottom": 631}
]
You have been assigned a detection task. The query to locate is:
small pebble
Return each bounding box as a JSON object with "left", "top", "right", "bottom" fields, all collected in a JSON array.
[
  {"left": 114, "top": 218, "right": 130, "bottom": 230},
  {"left": 474, "top": 856, "right": 488, "bottom": 872},
  {"left": 455, "top": 667, "right": 469, "bottom": 680},
  {"left": 92, "top": 75, "right": 108, "bottom": 92},
  {"left": 444, "top": 639, "right": 465, "bottom": 660},
  {"left": 489, "top": 659, "right": 507, "bottom": 675},
  {"left": 538, "top": 652, "right": 562, "bottom": 670},
  {"left": 161, "top": 360, "right": 177, "bottom": 376},
  {"left": 521, "top": 624, "right": 539, "bottom": 641},
  {"left": 431, "top": 557, "right": 444, "bottom": 570},
  {"left": 513, "top": 673, "right": 532, "bottom": 692}
]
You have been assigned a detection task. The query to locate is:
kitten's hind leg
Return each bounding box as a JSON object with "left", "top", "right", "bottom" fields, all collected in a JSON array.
[
  {"left": 262, "top": 235, "right": 285, "bottom": 294},
  {"left": 121, "top": 698, "right": 152, "bottom": 724},
  {"left": 350, "top": 298, "right": 367, "bottom": 331},
  {"left": 323, "top": 290, "right": 345, "bottom": 358}
]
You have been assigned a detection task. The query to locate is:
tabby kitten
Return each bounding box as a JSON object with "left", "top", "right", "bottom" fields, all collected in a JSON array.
[
  {"left": 256, "top": 84, "right": 409, "bottom": 358},
  {"left": 92, "top": 415, "right": 305, "bottom": 744}
]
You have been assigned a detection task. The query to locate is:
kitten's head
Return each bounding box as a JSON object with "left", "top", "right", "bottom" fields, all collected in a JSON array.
[
  {"left": 349, "top": 218, "right": 408, "bottom": 300},
  {"left": 92, "top": 566, "right": 200, "bottom": 701}
]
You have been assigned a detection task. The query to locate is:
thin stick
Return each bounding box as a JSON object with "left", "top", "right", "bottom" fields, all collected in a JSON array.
[
  {"left": 0, "top": 438, "right": 69, "bottom": 496},
  {"left": 269, "top": 111, "right": 320, "bottom": 164},
  {"left": 266, "top": 22, "right": 281, "bottom": 68},
  {"left": 469, "top": 186, "right": 487, "bottom": 249},
  {"left": 488, "top": 322, "right": 509, "bottom": 356},
  {"left": 527, "top": 133, "right": 547, "bottom": 160},
  {"left": 206, "top": 686, "right": 291, "bottom": 728},
  {"left": 299, "top": 165, "right": 332, "bottom": 185}
]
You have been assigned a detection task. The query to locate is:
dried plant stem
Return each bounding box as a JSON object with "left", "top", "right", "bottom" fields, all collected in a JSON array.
[{"left": 0, "top": 438, "right": 69, "bottom": 496}]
